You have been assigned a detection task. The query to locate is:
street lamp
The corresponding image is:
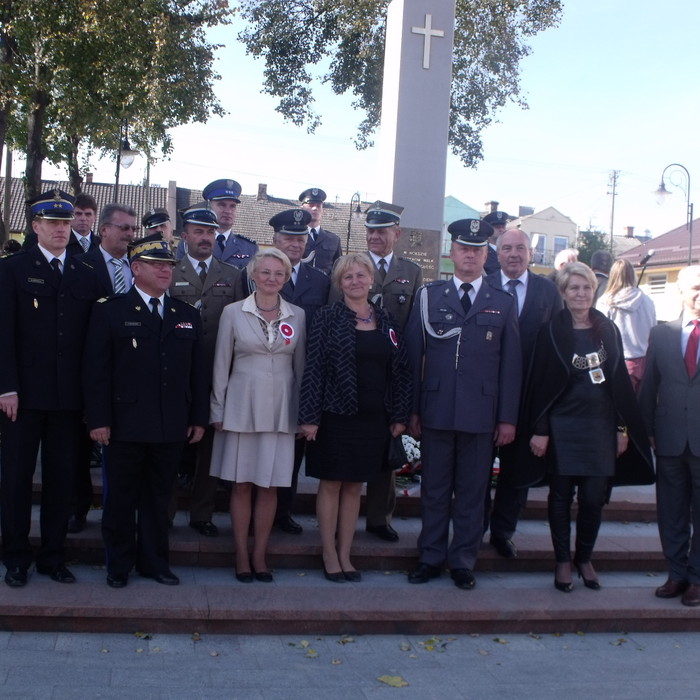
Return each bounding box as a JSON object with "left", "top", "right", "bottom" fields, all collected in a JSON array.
[
  {"left": 654, "top": 163, "right": 694, "bottom": 265},
  {"left": 345, "top": 192, "right": 362, "bottom": 254},
  {"left": 113, "top": 119, "right": 139, "bottom": 203}
]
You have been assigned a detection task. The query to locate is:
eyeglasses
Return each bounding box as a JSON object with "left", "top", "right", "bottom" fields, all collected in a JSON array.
[
  {"left": 106, "top": 223, "right": 138, "bottom": 232},
  {"left": 257, "top": 269, "right": 287, "bottom": 279}
]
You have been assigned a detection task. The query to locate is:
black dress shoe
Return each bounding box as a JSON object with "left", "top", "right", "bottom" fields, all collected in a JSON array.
[
  {"left": 366, "top": 524, "right": 399, "bottom": 542},
  {"left": 142, "top": 570, "right": 179, "bottom": 586},
  {"left": 236, "top": 570, "right": 254, "bottom": 583},
  {"left": 189, "top": 520, "right": 219, "bottom": 537},
  {"left": 324, "top": 568, "right": 346, "bottom": 583},
  {"left": 275, "top": 515, "right": 303, "bottom": 535},
  {"left": 682, "top": 583, "right": 700, "bottom": 607},
  {"left": 5, "top": 567, "right": 28, "bottom": 588},
  {"left": 106, "top": 573, "right": 128, "bottom": 588},
  {"left": 37, "top": 564, "right": 76, "bottom": 583},
  {"left": 451, "top": 568, "right": 476, "bottom": 590},
  {"left": 490, "top": 536, "right": 518, "bottom": 559},
  {"left": 67, "top": 515, "right": 87, "bottom": 534},
  {"left": 408, "top": 563, "right": 441, "bottom": 584}
]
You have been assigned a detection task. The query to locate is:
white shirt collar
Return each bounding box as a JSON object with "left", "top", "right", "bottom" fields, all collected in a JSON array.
[
  {"left": 453, "top": 274, "right": 482, "bottom": 296},
  {"left": 368, "top": 250, "right": 394, "bottom": 268},
  {"left": 37, "top": 244, "right": 66, "bottom": 265}
]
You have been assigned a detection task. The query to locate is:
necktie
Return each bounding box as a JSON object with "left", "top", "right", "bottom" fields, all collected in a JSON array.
[
  {"left": 79, "top": 236, "right": 90, "bottom": 253},
  {"left": 685, "top": 319, "right": 700, "bottom": 377},
  {"left": 460, "top": 282, "right": 472, "bottom": 314},
  {"left": 50, "top": 257, "right": 62, "bottom": 281},
  {"left": 198, "top": 261, "right": 207, "bottom": 284},
  {"left": 506, "top": 278, "right": 520, "bottom": 315},
  {"left": 216, "top": 234, "right": 226, "bottom": 253},
  {"left": 149, "top": 297, "right": 162, "bottom": 325},
  {"left": 111, "top": 258, "right": 127, "bottom": 294},
  {"left": 290, "top": 267, "right": 296, "bottom": 290},
  {"left": 378, "top": 258, "right": 387, "bottom": 282},
  {"left": 310, "top": 228, "right": 317, "bottom": 242}
]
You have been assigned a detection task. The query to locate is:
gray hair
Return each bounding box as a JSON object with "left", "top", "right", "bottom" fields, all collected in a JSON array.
[{"left": 99, "top": 203, "right": 137, "bottom": 228}]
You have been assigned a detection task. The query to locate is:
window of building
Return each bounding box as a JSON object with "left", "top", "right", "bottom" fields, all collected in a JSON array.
[{"left": 648, "top": 274, "right": 667, "bottom": 295}]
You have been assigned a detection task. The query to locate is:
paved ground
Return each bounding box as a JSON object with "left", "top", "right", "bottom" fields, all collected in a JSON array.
[{"left": 1, "top": 628, "right": 699, "bottom": 699}]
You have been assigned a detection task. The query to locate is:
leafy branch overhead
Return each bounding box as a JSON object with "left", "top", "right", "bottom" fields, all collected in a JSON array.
[{"left": 236, "top": 0, "right": 562, "bottom": 167}]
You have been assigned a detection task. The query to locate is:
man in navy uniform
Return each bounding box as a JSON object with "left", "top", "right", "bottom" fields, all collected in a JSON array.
[
  {"left": 405, "top": 219, "right": 521, "bottom": 590},
  {"left": 142, "top": 207, "right": 174, "bottom": 246},
  {"left": 484, "top": 228, "right": 562, "bottom": 558},
  {"left": 268, "top": 208, "right": 331, "bottom": 534},
  {"left": 299, "top": 187, "right": 342, "bottom": 275},
  {"left": 22, "top": 192, "right": 100, "bottom": 255},
  {"left": 83, "top": 234, "right": 209, "bottom": 588},
  {"left": 0, "top": 189, "right": 102, "bottom": 587},
  {"left": 169, "top": 206, "right": 245, "bottom": 537},
  {"left": 482, "top": 210, "right": 511, "bottom": 275},
  {"left": 67, "top": 203, "right": 138, "bottom": 533},
  {"left": 177, "top": 178, "right": 258, "bottom": 268}
]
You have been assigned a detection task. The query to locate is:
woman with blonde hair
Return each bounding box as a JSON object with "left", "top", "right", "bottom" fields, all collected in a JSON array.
[{"left": 597, "top": 259, "right": 656, "bottom": 392}]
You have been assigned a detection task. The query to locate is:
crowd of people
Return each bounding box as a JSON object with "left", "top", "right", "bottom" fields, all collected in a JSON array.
[{"left": 1, "top": 181, "right": 699, "bottom": 609}]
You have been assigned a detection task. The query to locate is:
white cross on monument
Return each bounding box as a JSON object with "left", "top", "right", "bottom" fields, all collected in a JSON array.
[{"left": 411, "top": 13, "right": 445, "bottom": 69}]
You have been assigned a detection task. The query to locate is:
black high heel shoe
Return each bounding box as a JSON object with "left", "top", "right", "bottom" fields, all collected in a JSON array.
[
  {"left": 553, "top": 564, "right": 573, "bottom": 593},
  {"left": 574, "top": 561, "right": 601, "bottom": 590}
]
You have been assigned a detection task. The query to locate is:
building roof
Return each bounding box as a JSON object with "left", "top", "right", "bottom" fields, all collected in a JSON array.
[
  {"left": 617, "top": 218, "right": 700, "bottom": 267},
  {"left": 1, "top": 178, "right": 370, "bottom": 252}
]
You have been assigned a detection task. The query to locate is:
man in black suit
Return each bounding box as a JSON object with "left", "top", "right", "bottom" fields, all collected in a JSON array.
[
  {"left": 269, "top": 208, "right": 331, "bottom": 534},
  {"left": 299, "top": 187, "right": 342, "bottom": 275},
  {"left": 405, "top": 219, "right": 521, "bottom": 590},
  {"left": 83, "top": 234, "right": 209, "bottom": 588},
  {"left": 639, "top": 265, "right": 700, "bottom": 607},
  {"left": 0, "top": 190, "right": 102, "bottom": 587},
  {"left": 484, "top": 228, "right": 562, "bottom": 558},
  {"left": 482, "top": 210, "right": 511, "bottom": 275},
  {"left": 22, "top": 193, "right": 100, "bottom": 255},
  {"left": 67, "top": 203, "right": 138, "bottom": 533},
  {"left": 169, "top": 206, "right": 245, "bottom": 537}
]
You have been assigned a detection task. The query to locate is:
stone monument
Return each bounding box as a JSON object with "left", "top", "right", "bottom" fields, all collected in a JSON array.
[{"left": 379, "top": 0, "right": 456, "bottom": 281}]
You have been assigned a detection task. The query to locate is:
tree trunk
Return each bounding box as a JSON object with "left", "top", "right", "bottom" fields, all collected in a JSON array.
[
  {"left": 67, "top": 134, "right": 82, "bottom": 195},
  {"left": 0, "top": 103, "right": 7, "bottom": 244},
  {"left": 24, "top": 66, "right": 49, "bottom": 234}
]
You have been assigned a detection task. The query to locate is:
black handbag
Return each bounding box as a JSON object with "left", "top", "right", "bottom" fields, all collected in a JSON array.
[{"left": 387, "top": 434, "right": 408, "bottom": 471}]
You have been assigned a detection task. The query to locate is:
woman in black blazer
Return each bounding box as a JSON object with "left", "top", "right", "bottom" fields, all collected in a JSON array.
[{"left": 299, "top": 253, "right": 412, "bottom": 582}]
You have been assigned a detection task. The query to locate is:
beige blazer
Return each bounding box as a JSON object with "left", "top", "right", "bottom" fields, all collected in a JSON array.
[{"left": 210, "top": 294, "right": 305, "bottom": 433}]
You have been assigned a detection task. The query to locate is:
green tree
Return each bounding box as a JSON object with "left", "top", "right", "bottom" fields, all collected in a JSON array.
[
  {"left": 236, "top": 0, "right": 562, "bottom": 166},
  {"left": 577, "top": 228, "right": 609, "bottom": 267},
  {"left": 0, "top": 0, "right": 231, "bottom": 233}
]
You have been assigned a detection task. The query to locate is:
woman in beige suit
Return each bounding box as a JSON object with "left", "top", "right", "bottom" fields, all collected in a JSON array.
[{"left": 210, "top": 247, "right": 306, "bottom": 583}]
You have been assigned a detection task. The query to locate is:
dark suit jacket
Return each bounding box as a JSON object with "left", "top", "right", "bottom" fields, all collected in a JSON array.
[
  {"left": 83, "top": 286, "right": 209, "bottom": 442},
  {"left": 75, "top": 246, "right": 118, "bottom": 296},
  {"left": 0, "top": 248, "right": 102, "bottom": 410},
  {"left": 176, "top": 232, "right": 258, "bottom": 269},
  {"left": 298, "top": 301, "right": 412, "bottom": 426},
  {"left": 639, "top": 318, "right": 700, "bottom": 457},
  {"left": 22, "top": 230, "right": 100, "bottom": 256},
  {"left": 405, "top": 278, "right": 521, "bottom": 433},
  {"left": 169, "top": 257, "right": 244, "bottom": 373},
  {"left": 485, "top": 270, "right": 562, "bottom": 366},
  {"left": 302, "top": 227, "right": 342, "bottom": 275},
  {"left": 280, "top": 262, "right": 330, "bottom": 326}
]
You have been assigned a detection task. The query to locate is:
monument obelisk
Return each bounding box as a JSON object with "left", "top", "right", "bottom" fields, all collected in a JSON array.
[{"left": 379, "top": 0, "right": 456, "bottom": 281}]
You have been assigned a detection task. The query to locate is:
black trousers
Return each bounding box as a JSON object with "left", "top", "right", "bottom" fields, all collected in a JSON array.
[
  {"left": 71, "top": 425, "right": 96, "bottom": 520},
  {"left": 0, "top": 408, "right": 81, "bottom": 569},
  {"left": 102, "top": 439, "right": 183, "bottom": 577},
  {"left": 547, "top": 475, "right": 608, "bottom": 564}
]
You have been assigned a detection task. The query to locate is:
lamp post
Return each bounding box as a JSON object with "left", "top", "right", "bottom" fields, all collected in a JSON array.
[
  {"left": 654, "top": 163, "right": 694, "bottom": 266},
  {"left": 113, "top": 119, "right": 139, "bottom": 204},
  {"left": 345, "top": 192, "right": 362, "bottom": 254}
]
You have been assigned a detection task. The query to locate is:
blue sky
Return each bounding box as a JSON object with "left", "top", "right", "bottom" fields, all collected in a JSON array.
[{"left": 39, "top": 0, "right": 700, "bottom": 238}]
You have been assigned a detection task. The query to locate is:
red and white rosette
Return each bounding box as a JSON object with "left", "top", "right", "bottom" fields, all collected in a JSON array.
[
  {"left": 280, "top": 322, "right": 295, "bottom": 345},
  {"left": 389, "top": 328, "right": 398, "bottom": 348}
]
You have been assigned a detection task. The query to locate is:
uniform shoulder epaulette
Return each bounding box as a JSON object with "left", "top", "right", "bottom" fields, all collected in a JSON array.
[
  {"left": 424, "top": 279, "right": 446, "bottom": 287},
  {"left": 97, "top": 297, "right": 110, "bottom": 303},
  {"left": 234, "top": 233, "right": 256, "bottom": 245}
]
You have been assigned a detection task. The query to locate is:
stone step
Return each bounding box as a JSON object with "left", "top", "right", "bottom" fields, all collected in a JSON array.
[
  {"left": 0, "top": 564, "right": 696, "bottom": 636},
  {"left": 59, "top": 510, "right": 664, "bottom": 572}
]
